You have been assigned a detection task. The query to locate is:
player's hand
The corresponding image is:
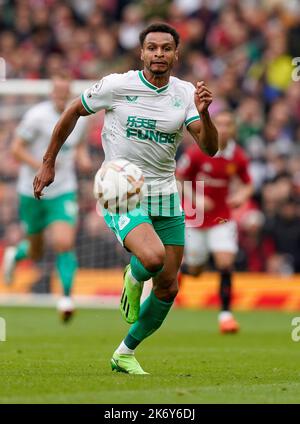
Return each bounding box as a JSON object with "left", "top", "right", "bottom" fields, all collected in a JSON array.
[
  {"left": 194, "top": 81, "right": 213, "bottom": 113},
  {"left": 33, "top": 163, "right": 55, "bottom": 199}
]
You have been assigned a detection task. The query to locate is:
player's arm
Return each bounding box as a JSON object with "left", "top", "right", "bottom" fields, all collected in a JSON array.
[
  {"left": 187, "top": 81, "right": 218, "bottom": 157},
  {"left": 11, "top": 136, "right": 41, "bottom": 170},
  {"left": 33, "top": 98, "right": 89, "bottom": 199}
]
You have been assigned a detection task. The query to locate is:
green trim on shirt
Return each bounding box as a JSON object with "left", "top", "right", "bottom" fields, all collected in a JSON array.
[
  {"left": 81, "top": 94, "right": 95, "bottom": 114},
  {"left": 138, "top": 70, "right": 169, "bottom": 93},
  {"left": 185, "top": 115, "right": 201, "bottom": 127}
]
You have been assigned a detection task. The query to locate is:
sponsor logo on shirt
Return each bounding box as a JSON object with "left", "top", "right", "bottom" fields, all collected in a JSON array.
[
  {"left": 226, "top": 163, "right": 237, "bottom": 175},
  {"left": 126, "top": 115, "right": 176, "bottom": 144}
]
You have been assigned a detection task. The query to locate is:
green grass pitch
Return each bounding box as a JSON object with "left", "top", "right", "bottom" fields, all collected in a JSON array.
[{"left": 0, "top": 307, "right": 299, "bottom": 404}]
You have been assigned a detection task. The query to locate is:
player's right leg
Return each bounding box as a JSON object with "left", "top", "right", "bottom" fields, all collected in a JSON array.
[
  {"left": 112, "top": 224, "right": 165, "bottom": 375},
  {"left": 3, "top": 194, "right": 45, "bottom": 285},
  {"left": 113, "top": 243, "right": 184, "bottom": 375},
  {"left": 103, "top": 206, "right": 166, "bottom": 374},
  {"left": 110, "top": 210, "right": 185, "bottom": 375}
]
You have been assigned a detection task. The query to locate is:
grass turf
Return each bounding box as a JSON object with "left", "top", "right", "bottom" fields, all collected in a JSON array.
[{"left": 0, "top": 307, "right": 299, "bottom": 404}]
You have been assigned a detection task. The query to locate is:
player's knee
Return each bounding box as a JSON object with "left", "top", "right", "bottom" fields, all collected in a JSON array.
[
  {"left": 53, "top": 239, "right": 74, "bottom": 253},
  {"left": 216, "top": 262, "right": 233, "bottom": 273},
  {"left": 140, "top": 247, "right": 166, "bottom": 273},
  {"left": 214, "top": 253, "right": 235, "bottom": 271}
]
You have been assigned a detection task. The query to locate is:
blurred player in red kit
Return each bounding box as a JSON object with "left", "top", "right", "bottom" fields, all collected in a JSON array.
[{"left": 177, "top": 110, "right": 254, "bottom": 333}]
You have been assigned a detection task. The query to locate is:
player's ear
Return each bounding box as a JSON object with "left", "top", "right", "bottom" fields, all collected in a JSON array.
[
  {"left": 141, "top": 48, "right": 144, "bottom": 61},
  {"left": 175, "top": 48, "right": 179, "bottom": 61}
]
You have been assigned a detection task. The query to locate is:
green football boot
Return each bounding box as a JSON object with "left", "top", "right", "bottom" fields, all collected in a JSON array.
[
  {"left": 111, "top": 352, "right": 149, "bottom": 375},
  {"left": 120, "top": 265, "right": 143, "bottom": 324}
]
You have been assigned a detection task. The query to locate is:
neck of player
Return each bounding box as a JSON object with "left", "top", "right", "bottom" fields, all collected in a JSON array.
[{"left": 143, "top": 68, "right": 170, "bottom": 88}]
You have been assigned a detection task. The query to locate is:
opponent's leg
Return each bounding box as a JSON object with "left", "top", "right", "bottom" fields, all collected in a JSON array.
[
  {"left": 181, "top": 227, "right": 208, "bottom": 276},
  {"left": 213, "top": 251, "right": 239, "bottom": 333},
  {"left": 209, "top": 221, "right": 239, "bottom": 333}
]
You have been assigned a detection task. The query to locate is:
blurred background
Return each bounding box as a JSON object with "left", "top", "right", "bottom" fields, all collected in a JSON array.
[{"left": 1, "top": 0, "right": 300, "bottom": 309}]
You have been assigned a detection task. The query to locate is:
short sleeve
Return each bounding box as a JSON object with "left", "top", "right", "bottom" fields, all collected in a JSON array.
[
  {"left": 81, "top": 75, "right": 116, "bottom": 114},
  {"left": 15, "top": 108, "right": 39, "bottom": 144},
  {"left": 184, "top": 83, "right": 200, "bottom": 127}
]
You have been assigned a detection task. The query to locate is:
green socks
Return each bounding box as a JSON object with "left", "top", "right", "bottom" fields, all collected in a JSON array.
[
  {"left": 55, "top": 251, "right": 77, "bottom": 296},
  {"left": 15, "top": 240, "right": 30, "bottom": 261},
  {"left": 14, "top": 242, "right": 77, "bottom": 297},
  {"left": 124, "top": 290, "right": 174, "bottom": 350},
  {"left": 130, "top": 255, "right": 163, "bottom": 282}
]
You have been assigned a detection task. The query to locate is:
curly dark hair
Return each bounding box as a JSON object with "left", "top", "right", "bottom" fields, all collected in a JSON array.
[{"left": 139, "top": 23, "right": 180, "bottom": 48}]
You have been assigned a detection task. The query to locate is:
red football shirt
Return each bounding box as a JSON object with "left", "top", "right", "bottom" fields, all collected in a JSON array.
[{"left": 176, "top": 140, "right": 252, "bottom": 228}]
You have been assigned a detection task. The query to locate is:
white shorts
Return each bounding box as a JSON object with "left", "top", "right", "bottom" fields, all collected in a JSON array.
[{"left": 184, "top": 221, "right": 238, "bottom": 267}]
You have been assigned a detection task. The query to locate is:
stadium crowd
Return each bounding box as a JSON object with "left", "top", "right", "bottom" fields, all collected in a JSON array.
[{"left": 1, "top": 0, "right": 300, "bottom": 274}]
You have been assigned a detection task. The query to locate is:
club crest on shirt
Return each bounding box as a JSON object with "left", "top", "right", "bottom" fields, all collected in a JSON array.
[
  {"left": 171, "top": 95, "right": 184, "bottom": 109},
  {"left": 118, "top": 215, "right": 130, "bottom": 230},
  {"left": 126, "top": 95, "right": 138, "bottom": 103},
  {"left": 226, "top": 163, "right": 236, "bottom": 175}
]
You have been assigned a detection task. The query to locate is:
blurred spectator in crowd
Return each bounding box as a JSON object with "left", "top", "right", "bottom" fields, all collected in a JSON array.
[
  {"left": 264, "top": 197, "right": 300, "bottom": 273},
  {"left": 237, "top": 209, "right": 275, "bottom": 272}
]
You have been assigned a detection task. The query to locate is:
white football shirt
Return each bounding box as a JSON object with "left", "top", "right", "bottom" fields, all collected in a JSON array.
[
  {"left": 16, "top": 101, "right": 87, "bottom": 198},
  {"left": 81, "top": 70, "right": 200, "bottom": 196}
]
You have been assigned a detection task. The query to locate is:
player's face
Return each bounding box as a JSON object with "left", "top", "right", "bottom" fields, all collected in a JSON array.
[
  {"left": 51, "top": 79, "right": 71, "bottom": 112},
  {"left": 141, "top": 32, "right": 178, "bottom": 75},
  {"left": 214, "top": 112, "right": 236, "bottom": 148}
]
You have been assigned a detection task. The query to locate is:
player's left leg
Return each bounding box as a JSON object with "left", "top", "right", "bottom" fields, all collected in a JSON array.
[
  {"left": 45, "top": 192, "right": 78, "bottom": 322},
  {"left": 209, "top": 221, "right": 239, "bottom": 333}
]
